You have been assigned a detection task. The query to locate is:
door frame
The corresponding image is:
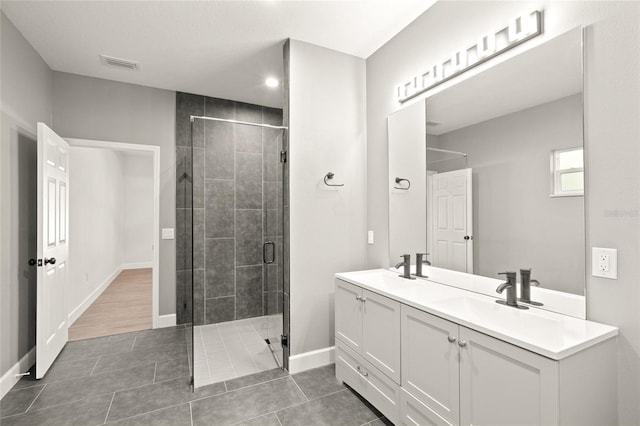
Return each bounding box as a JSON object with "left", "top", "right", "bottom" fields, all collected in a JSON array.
[{"left": 65, "top": 138, "right": 162, "bottom": 328}]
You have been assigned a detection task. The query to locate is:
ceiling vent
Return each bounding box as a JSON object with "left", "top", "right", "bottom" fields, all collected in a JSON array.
[{"left": 100, "top": 55, "right": 139, "bottom": 71}]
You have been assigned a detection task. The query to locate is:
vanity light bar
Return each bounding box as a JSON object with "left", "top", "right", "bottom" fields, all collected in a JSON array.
[{"left": 395, "top": 10, "right": 543, "bottom": 103}]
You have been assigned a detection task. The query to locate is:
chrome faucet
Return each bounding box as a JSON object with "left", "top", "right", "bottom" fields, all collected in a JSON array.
[
  {"left": 518, "top": 269, "right": 543, "bottom": 306},
  {"left": 415, "top": 253, "right": 430, "bottom": 278},
  {"left": 395, "top": 254, "right": 415, "bottom": 280},
  {"left": 496, "top": 271, "right": 528, "bottom": 310}
]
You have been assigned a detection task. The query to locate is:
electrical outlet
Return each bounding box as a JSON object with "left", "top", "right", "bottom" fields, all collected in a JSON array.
[{"left": 592, "top": 247, "right": 617, "bottom": 279}]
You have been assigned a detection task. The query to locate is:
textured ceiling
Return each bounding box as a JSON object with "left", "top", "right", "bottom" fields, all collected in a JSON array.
[{"left": 1, "top": 0, "right": 437, "bottom": 108}]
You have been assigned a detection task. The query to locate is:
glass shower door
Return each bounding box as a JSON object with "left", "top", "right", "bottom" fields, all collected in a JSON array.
[
  {"left": 262, "top": 124, "right": 285, "bottom": 367},
  {"left": 184, "top": 98, "right": 287, "bottom": 388}
]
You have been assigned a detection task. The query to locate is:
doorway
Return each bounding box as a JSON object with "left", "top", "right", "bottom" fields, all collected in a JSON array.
[{"left": 65, "top": 139, "right": 161, "bottom": 336}]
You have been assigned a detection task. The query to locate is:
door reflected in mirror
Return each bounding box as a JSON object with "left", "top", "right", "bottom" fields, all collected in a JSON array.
[{"left": 388, "top": 27, "right": 585, "bottom": 315}]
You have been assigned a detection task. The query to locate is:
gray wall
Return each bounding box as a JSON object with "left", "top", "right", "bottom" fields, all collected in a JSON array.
[
  {"left": 433, "top": 94, "right": 584, "bottom": 295},
  {"left": 366, "top": 2, "right": 640, "bottom": 423},
  {"left": 0, "top": 11, "right": 53, "bottom": 377},
  {"left": 175, "top": 92, "right": 283, "bottom": 325},
  {"left": 289, "top": 40, "right": 367, "bottom": 357},
  {"left": 52, "top": 72, "right": 176, "bottom": 316}
]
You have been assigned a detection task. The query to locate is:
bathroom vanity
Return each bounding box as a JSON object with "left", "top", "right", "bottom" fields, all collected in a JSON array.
[{"left": 334, "top": 269, "right": 618, "bottom": 426}]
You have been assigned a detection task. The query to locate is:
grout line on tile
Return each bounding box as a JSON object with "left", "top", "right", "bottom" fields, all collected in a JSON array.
[
  {"left": 130, "top": 336, "right": 137, "bottom": 351},
  {"left": 89, "top": 356, "right": 101, "bottom": 376},
  {"left": 103, "top": 392, "right": 116, "bottom": 424},
  {"left": 153, "top": 362, "right": 157, "bottom": 383},
  {"left": 227, "top": 410, "right": 277, "bottom": 426},
  {"left": 289, "top": 375, "right": 309, "bottom": 401},
  {"left": 275, "top": 411, "right": 284, "bottom": 426},
  {"left": 19, "top": 395, "right": 99, "bottom": 415},
  {"left": 105, "top": 401, "right": 190, "bottom": 425},
  {"left": 23, "top": 383, "right": 46, "bottom": 413},
  {"left": 190, "top": 375, "right": 288, "bottom": 404},
  {"left": 307, "top": 387, "right": 349, "bottom": 403}
]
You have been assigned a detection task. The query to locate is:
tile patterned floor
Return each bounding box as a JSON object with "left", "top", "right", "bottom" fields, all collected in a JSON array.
[
  {"left": 0, "top": 325, "right": 390, "bottom": 425},
  {"left": 193, "top": 315, "right": 283, "bottom": 387}
]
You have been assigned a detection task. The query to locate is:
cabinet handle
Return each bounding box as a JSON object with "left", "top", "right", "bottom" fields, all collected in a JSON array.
[
  {"left": 357, "top": 365, "right": 369, "bottom": 377},
  {"left": 355, "top": 295, "right": 362, "bottom": 301},
  {"left": 458, "top": 340, "right": 467, "bottom": 348},
  {"left": 447, "top": 336, "right": 457, "bottom": 343},
  {"left": 360, "top": 297, "right": 367, "bottom": 303}
]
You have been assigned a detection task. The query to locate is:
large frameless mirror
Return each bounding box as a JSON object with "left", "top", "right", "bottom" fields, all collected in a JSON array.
[{"left": 388, "top": 27, "right": 585, "bottom": 318}]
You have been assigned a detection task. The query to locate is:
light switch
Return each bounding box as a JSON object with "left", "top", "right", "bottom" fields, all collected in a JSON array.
[
  {"left": 368, "top": 230, "right": 375, "bottom": 245},
  {"left": 162, "top": 228, "right": 175, "bottom": 240},
  {"left": 592, "top": 247, "right": 617, "bottom": 279}
]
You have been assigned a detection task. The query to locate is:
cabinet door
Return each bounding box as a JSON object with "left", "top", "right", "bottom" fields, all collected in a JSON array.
[
  {"left": 362, "top": 289, "right": 401, "bottom": 383},
  {"left": 459, "top": 327, "right": 559, "bottom": 426},
  {"left": 336, "top": 344, "right": 401, "bottom": 425},
  {"left": 400, "top": 388, "right": 455, "bottom": 426},
  {"left": 401, "top": 305, "right": 460, "bottom": 425},
  {"left": 335, "top": 279, "right": 363, "bottom": 353}
]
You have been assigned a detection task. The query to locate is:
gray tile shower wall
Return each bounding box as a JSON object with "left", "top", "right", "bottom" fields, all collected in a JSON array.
[{"left": 175, "top": 92, "right": 283, "bottom": 325}]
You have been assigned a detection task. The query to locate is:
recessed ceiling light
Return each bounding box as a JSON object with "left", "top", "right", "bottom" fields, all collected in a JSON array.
[{"left": 265, "top": 77, "right": 279, "bottom": 88}]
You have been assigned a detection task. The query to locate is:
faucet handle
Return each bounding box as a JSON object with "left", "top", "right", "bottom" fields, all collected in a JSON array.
[
  {"left": 530, "top": 279, "right": 540, "bottom": 287},
  {"left": 498, "top": 271, "right": 517, "bottom": 281}
]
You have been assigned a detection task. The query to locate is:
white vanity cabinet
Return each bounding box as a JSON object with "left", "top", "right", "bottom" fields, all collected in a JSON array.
[
  {"left": 401, "top": 305, "right": 558, "bottom": 425},
  {"left": 335, "top": 279, "right": 402, "bottom": 423},
  {"left": 335, "top": 279, "right": 401, "bottom": 382},
  {"left": 335, "top": 273, "right": 618, "bottom": 426},
  {"left": 401, "top": 305, "right": 460, "bottom": 425}
]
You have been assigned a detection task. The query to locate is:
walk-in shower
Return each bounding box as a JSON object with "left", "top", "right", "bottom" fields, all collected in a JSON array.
[{"left": 175, "top": 93, "right": 288, "bottom": 388}]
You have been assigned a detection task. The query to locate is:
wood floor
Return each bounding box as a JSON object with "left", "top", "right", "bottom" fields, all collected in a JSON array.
[{"left": 68, "top": 268, "right": 152, "bottom": 341}]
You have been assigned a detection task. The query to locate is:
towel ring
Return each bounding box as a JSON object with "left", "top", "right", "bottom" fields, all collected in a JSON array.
[
  {"left": 324, "top": 172, "right": 344, "bottom": 187},
  {"left": 394, "top": 177, "right": 410, "bottom": 190}
]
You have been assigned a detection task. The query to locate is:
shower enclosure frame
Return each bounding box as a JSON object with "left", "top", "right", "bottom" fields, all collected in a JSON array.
[{"left": 188, "top": 113, "right": 290, "bottom": 388}]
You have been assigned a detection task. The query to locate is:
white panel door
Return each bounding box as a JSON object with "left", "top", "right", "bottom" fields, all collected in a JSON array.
[
  {"left": 335, "top": 279, "right": 363, "bottom": 354},
  {"left": 401, "top": 305, "right": 460, "bottom": 425},
  {"left": 362, "top": 289, "right": 401, "bottom": 383},
  {"left": 36, "top": 123, "right": 70, "bottom": 379},
  {"left": 459, "top": 327, "right": 559, "bottom": 426},
  {"left": 432, "top": 168, "right": 472, "bottom": 273}
]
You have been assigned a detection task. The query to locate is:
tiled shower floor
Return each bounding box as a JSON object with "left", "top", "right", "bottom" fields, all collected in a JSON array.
[{"left": 192, "top": 315, "right": 283, "bottom": 387}]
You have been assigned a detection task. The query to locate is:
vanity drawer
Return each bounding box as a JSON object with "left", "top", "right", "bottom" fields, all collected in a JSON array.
[
  {"left": 400, "top": 388, "right": 454, "bottom": 426},
  {"left": 336, "top": 342, "right": 400, "bottom": 424}
]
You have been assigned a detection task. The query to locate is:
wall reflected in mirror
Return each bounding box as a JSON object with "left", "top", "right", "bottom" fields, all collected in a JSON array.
[{"left": 388, "top": 27, "right": 585, "bottom": 312}]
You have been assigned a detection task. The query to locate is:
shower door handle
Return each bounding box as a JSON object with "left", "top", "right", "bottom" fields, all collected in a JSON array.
[{"left": 263, "top": 241, "right": 275, "bottom": 264}]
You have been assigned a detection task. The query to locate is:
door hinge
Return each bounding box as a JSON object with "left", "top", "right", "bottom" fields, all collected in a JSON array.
[
  {"left": 281, "top": 334, "right": 288, "bottom": 348},
  {"left": 280, "top": 151, "right": 287, "bottom": 163}
]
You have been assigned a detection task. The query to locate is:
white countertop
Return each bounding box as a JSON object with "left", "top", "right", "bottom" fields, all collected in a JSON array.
[
  {"left": 336, "top": 268, "right": 618, "bottom": 360},
  {"left": 390, "top": 265, "right": 586, "bottom": 319}
]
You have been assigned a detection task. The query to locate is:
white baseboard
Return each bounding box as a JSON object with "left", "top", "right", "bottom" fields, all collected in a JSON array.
[
  {"left": 0, "top": 347, "right": 35, "bottom": 400},
  {"left": 68, "top": 266, "right": 122, "bottom": 325},
  {"left": 122, "top": 262, "right": 153, "bottom": 270},
  {"left": 155, "top": 314, "right": 176, "bottom": 329},
  {"left": 288, "top": 346, "right": 335, "bottom": 374}
]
